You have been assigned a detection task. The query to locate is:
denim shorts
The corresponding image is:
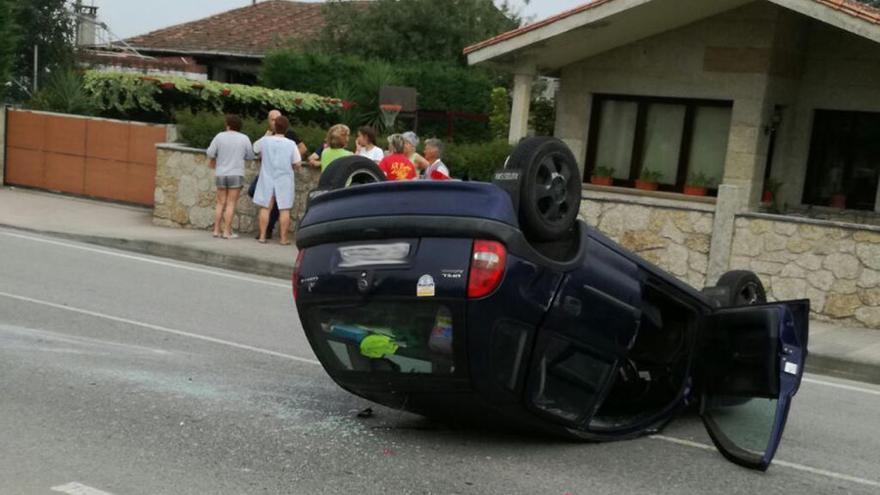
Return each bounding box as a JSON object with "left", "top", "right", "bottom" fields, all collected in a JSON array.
[{"left": 216, "top": 175, "right": 245, "bottom": 189}]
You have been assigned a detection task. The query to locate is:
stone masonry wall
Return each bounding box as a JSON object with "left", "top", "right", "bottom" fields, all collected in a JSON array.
[
  {"left": 730, "top": 215, "right": 880, "bottom": 328},
  {"left": 153, "top": 144, "right": 319, "bottom": 234},
  {"left": 579, "top": 192, "right": 715, "bottom": 289}
]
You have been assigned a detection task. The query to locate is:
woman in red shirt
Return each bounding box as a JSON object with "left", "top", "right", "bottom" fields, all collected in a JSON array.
[{"left": 379, "top": 134, "right": 417, "bottom": 181}]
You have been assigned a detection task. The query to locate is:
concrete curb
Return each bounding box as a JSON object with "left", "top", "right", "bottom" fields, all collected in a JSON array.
[
  {"left": 3, "top": 222, "right": 879, "bottom": 386},
  {"left": 806, "top": 354, "right": 880, "bottom": 386},
  {"left": 0, "top": 224, "right": 294, "bottom": 281}
]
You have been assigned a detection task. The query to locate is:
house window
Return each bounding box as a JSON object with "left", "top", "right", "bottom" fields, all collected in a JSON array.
[
  {"left": 802, "top": 110, "right": 880, "bottom": 211},
  {"left": 586, "top": 95, "right": 732, "bottom": 193}
]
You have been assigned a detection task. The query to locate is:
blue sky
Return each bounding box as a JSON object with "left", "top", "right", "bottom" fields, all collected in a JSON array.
[{"left": 88, "top": 0, "right": 587, "bottom": 40}]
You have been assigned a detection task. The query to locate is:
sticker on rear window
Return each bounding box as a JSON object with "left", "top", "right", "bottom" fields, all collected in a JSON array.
[{"left": 417, "top": 275, "right": 436, "bottom": 298}]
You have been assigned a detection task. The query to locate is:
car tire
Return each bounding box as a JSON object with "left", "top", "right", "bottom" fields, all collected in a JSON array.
[
  {"left": 504, "top": 137, "right": 582, "bottom": 242},
  {"left": 318, "top": 156, "right": 386, "bottom": 190},
  {"left": 715, "top": 270, "right": 767, "bottom": 307}
]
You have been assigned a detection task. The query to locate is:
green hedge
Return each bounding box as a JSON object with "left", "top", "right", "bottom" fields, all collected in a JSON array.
[
  {"left": 445, "top": 140, "right": 512, "bottom": 182},
  {"left": 83, "top": 71, "right": 345, "bottom": 124}
]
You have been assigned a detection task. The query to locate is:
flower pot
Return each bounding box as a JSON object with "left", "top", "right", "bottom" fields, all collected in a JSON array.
[
  {"left": 635, "top": 180, "right": 659, "bottom": 191},
  {"left": 830, "top": 194, "right": 847, "bottom": 209},
  {"left": 762, "top": 190, "right": 773, "bottom": 203},
  {"left": 683, "top": 185, "right": 707, "bottom": 196},
  {"left": 591, "top": 176, "right": 613, "bottom": 186}
]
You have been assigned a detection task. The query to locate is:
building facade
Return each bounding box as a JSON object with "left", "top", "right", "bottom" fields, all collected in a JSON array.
[{"left": 467, "top": 0, "right": 880, "bottom": 328}]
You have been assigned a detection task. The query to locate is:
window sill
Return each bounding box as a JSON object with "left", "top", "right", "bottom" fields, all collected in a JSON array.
[{"left": 582, "top": 184, "right": 716, "bottom": 213}]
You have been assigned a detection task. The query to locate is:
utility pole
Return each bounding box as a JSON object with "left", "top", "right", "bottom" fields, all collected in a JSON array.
[
  {"left": 33, "top": 45, "right": 39, "bottom": 93},
  {"left": 74, "top": 0, "right": 82, "bottom": 46}
]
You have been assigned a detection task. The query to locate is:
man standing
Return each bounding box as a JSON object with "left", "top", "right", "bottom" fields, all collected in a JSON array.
[
  {"left": 250, "top": 110, "right": 307, "bottom": 239},
  {"left": 422, "top": 138, "right": 451, "bottom": 181}
]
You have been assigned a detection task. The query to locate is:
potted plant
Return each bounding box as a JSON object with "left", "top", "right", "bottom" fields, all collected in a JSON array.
[
  {"left": 635, "top": 168, "right": 663, "bottom": 191},
  {"left": 684, "top": 172, "right": 714, "bottom": 196},
  {"left": 763, "top": 177, "right": 783, "bottom": 203},
  {"left": 590, "top": 166, "right": 615, "bottom": 186}
]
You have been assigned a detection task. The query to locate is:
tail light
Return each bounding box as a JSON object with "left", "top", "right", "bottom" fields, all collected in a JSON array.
[
  {"left": 468, "top": 240, "right": 507, "bottom": 299},
  {"left": 293, "top": 249, "right": 306, "bottom": 300}
]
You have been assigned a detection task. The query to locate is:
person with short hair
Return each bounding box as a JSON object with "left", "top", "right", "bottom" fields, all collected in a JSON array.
[
  {"left": 207, "top": 114, "right": 255, "bottom": 239},
  {"left": 379, "top": 134, "right": 417, "bottom": 181},
  {"left": 319, "top": 124, "right": 353, "bottom": 171},
  {"left": 268, "top": 109, "right": 307, "bottom": 157},
  {"left": 422, "top": 138, "right": 451, "bottom": 181},
  {"left": 253, "top": 116, "right": 302, "bottom": 245},
  {"left": 250, "top": 109, "right": 306, "bottom": 240},
  {"left": 356, "top": 126, "right": 384, "bottom": 163},
  {"left": 402, "top": 131, "right": 429, "bottom": 172}
]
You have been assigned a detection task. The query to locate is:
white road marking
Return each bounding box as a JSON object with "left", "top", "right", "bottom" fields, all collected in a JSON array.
[
  {"left": 0, "top": 291, "right": 320, "bottom": 366},
  {"left": 651, "top": 435, "right": 880, "bottom": 489},
  {"left": 0, "top": 230, "right": 291, "bottom": 289},
  {"left": 51, "top": 482, "right": 116, "bottom": 495},
  {"left": 802, "top": 377, "right": 880, "bottom": 396}
]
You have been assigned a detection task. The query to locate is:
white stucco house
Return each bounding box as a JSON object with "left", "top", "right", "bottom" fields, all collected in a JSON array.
[{"left": 466, "top": 0, "right": 880, "bottom": 329}]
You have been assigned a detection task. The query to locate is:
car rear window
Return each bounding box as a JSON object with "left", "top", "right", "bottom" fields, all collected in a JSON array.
[{"left": 307, "top": 302, "right": 458, "bottom": 375}]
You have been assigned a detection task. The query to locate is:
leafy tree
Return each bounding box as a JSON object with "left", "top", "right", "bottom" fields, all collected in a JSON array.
[
  {"left": 10, "top": 0, "right": 76, "bottom": 96},
  {"left": 315, "top": 0, "right": 524, "bottom": 65},
  {"left": 860, "top": 0, "right": 880, "bottom": 6},
  {"left": 488, "top": 87, "right": 509, "bottom": 139},
  {"left": 0, "top": 0, "right": 20, "bottom": 99}
]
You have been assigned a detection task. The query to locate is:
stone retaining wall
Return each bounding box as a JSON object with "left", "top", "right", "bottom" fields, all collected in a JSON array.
[
  {"left": 579, "top": 192, "right": 715, "bottom": 289},
  {"left": 730, "top": 214, "right": 880, "bottom": 327},
  {"left": 153, "top": 144, "right": 319, "bottom": 234}
]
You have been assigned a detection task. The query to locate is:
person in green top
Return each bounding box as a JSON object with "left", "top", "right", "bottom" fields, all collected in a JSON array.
[{"left": 319, "top": 124, "right": 353, "bottom": 171}]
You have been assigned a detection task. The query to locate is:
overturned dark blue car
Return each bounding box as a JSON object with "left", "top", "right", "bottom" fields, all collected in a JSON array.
[{"left": 293, "top": 138, "right": 809, "bottom": 471}]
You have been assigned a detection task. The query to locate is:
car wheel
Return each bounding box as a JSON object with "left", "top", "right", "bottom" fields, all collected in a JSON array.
[
  {"left": 715, "top": 270, "right": 767, "bottom": 307},
  {"left": 318, "top": 156, "right": 386, "bottom": 190},
  {"left": 505, "top": 137, "right": 582, "bottom": 242}
]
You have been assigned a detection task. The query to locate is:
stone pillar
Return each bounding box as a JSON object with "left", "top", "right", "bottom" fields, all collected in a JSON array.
[
  {"left": 705, "top": 96, "right": 774, "bottom": 284},
  {"left": 165, "top": 124, "right": 178, "bottom": 144},
  {"left": 554, "top": 67, "right": 590, "bottom": 173},
  {"left": 706, "top": 184, "right": 744, "bottom": 285},
  {"left": 0, "top": 106, "right": 6, "bottom": 185},
  {"left": 509, "top": 69, "right": 535, "bottom": 145},
  {"left": 722, "top": 97, "right": 773, "bottom": 208}
]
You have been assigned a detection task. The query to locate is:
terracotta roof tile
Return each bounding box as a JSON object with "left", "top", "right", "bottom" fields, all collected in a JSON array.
[
  {"left": 126, "top": 0, "right": 366, "bottom": 58},
  {"left": 464, "top": 0, "right": 880, "bottom": 56},
  {"left": 813, "top": 0, "right": 880, "bottom": 24}
]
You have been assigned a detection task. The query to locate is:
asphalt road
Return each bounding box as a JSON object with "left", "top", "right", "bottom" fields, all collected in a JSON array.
[{"left": 1, "top": 227, "right": 878, "bottom": 495}]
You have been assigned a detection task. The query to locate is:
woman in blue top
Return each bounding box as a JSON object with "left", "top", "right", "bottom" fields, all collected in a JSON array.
[{"left": 253, "top": 116, "right": 302, "bottom": 245}]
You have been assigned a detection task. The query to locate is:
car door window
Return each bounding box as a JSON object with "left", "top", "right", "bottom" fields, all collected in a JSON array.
[{"left": 701, "top": 301, "right": 809, "bottom": 470}]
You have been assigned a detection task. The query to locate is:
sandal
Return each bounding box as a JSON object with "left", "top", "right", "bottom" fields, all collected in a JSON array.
[
  {"left": 223, "top": 233, "right": 239, "bottom": 240},
  {"left": 258, "top": 239, "right": 268, "bottom": 244},
  {"left": 279, "top": 240, "right": 291, "bottom": 246}
]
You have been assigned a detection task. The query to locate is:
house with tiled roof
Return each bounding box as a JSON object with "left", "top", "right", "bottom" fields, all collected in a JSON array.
[
  {"left": 118, "top": 0, "right": 367, "bottom": 83},
  {"left": 467, "top": 0, "right": 880, "bottom": 328}
]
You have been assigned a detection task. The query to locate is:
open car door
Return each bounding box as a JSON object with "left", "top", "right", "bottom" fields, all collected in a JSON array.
[{"left": 700, "top": 300, "right": 809, "bottom": 471}]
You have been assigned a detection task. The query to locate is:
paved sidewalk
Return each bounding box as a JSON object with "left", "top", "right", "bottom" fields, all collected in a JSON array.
[
  {"left": 1, "top": 186, "right": 879, "bottom": 384},
  {"left": 0, "top": 187, "right": 297, "bottom": 279}
]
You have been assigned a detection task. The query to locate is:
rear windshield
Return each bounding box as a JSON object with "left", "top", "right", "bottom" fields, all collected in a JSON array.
[{"left": 307, "top": 301, "right": 458, "bottom": 375}]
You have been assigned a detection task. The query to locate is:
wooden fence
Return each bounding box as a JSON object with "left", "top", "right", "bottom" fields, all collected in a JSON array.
[{"left": 3, "top": 108, "right": 171, "bottom": 206}]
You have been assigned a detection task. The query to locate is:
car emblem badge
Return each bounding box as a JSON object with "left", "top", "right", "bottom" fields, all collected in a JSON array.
[{"left": 417, "top": 275, "right": 436, "bottom": 298}]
